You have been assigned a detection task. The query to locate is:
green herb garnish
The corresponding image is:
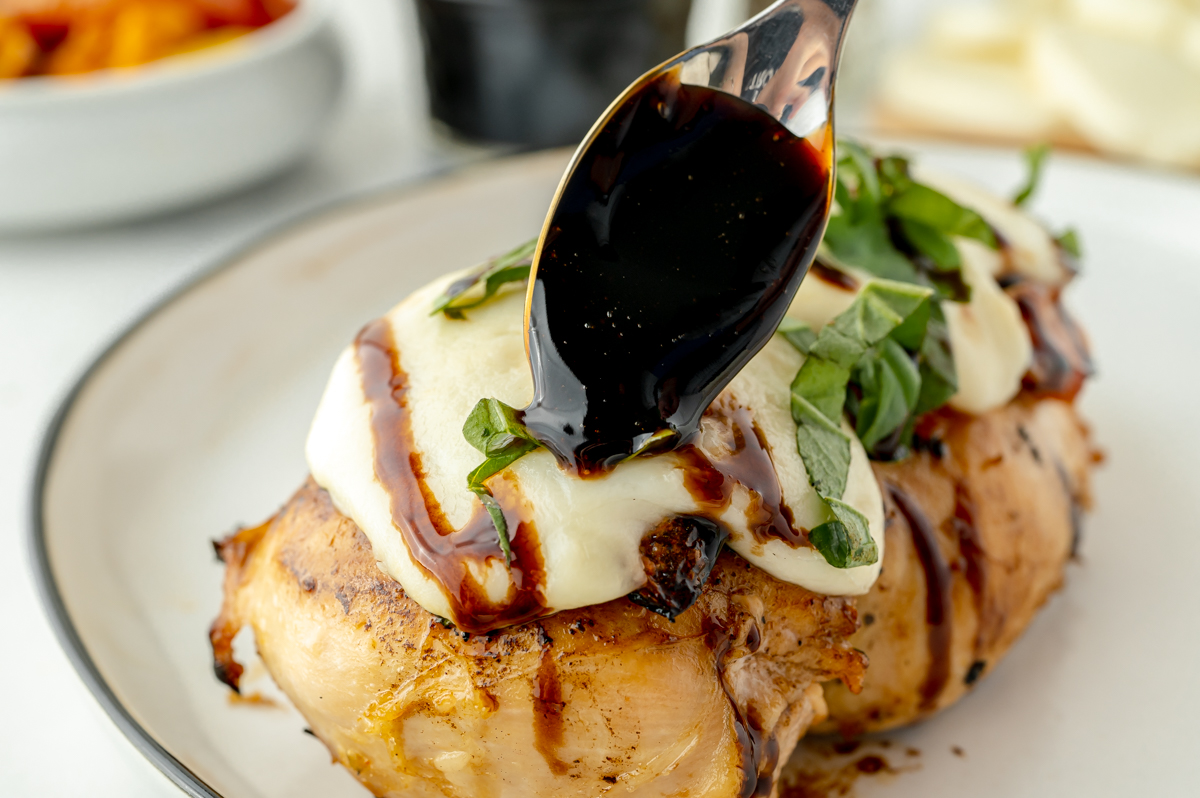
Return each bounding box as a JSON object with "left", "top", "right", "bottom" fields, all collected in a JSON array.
[
  {"left": 1056, "top": 228, "right": 1082, "bottom": 259},
  {"left": 783, "top": 280, "right": 937, "bottom": 569},
  {"left": 824, "top": 141, "right": 997, "bottom": 303},
  {"left": 1010, "top": 144, "right": 1084, "bottom": 263},
  {"left": 432, "top": 238, "right": 537, "bottom": 320},
  {"left": 1013, "top": 142, "right": 1050, "bottom": 207},
  {"left": 462, "top": 397, "right": 542, "bottom": 563}
]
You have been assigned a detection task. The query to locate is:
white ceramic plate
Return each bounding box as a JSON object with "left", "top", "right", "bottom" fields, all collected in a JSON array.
[{"left": 31, "top": 147, "right": 1200, "bottom": 798}]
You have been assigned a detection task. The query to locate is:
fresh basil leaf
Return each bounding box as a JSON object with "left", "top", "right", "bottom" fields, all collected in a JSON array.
[
  {"left": 469, "top": 487, "right": 512, "bottom": 564},
  {"left": 809, "top": 498, "right": 877, "bottom": 569},
  {"left": 792, "top": 357, "right": 854, "bottom": 424},
  {"left": 838, "top": 140, "right": 882, "bottom": 206},
  {"left": 432, "top": 238, "right": 537, "bottom": 319},
  {"left": 777, "top": 317, "right": 817, "bottom": 354},
  {"left": 788, "top": 280, "right": 933, "bottom": 569},
  {"left": 467, "top": 446, "right": 536, "bottom": 488},
  {"left": 915, "top": 302, "right": 956, "bottom": 415},
  {"left": 625, "top": 428, "right": 680, "bottom": 462},
  {"left": 898, "top": 218, "right": 960, "bottom": 272},
  {"left": 1013, "top": 143, "right": 1050, "bottom": 207},
  {"left": 853, "top": 337, "right": 922, "bottom": 452},
  {"left": 808, "top": 520, "right": 852, "bottom": 568},
  {"left": 463, "top": 397, "right": 540, "bottom": 458},
  {"left": 462, "top": 397, "right": 542, "bottom": 566},
  {"left": 1056, "top": 228, "right": 1082, "bottom": 258},
  {"left": 887, "top": 295, "right": 931, "bottom": 351},
  {"left": 793, "top": 281, "right": 931, "bottom": 421},
  {"left": 888, "top": 183, "right": 997, "bottom": 248},
  {"left": 814, "top": 281, "right": 932, "bottom": 365},
  {"left": 826, "top": 139, "right": 997, "bottom": 311},
  {"left": 792, "top": 397, "right": 854, "bottom": 499},
  {"left": 823, "top": 213, "right": 922, "bottom": 284},
  {"left": 877, "top": 155, "right": 912, "bottom": 195}
]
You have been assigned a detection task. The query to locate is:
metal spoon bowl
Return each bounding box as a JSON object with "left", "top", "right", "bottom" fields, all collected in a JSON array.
[{"left": 522, "top": 0, "right": 860, "bottom": 472}]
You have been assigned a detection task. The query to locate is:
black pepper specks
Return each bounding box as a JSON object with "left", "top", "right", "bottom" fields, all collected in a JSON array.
[{"left": 964, "top": 660, "right": 987, "bottom": 686}]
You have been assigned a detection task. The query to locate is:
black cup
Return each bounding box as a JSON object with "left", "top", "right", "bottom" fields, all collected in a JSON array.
[{"left": 414, "top": 0, "right": 692, "bottom": 147}]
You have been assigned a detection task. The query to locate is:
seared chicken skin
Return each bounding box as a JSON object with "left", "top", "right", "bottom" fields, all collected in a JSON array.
[
  {"left": 812, "top": 269, "right": 1096, "bottom": 734},
  {"left": 212, "top": 479, "right": 867, "bottom": 798},
  {"left": 818, "top": 394, "right": 1093, "bottom": 734}
]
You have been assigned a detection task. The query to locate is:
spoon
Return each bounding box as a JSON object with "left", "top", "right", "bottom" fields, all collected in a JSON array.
[{"left": 521, "top": 0, "right": 859, "bottom": 475}]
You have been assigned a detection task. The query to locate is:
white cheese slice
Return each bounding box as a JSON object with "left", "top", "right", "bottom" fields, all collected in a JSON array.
[
  {"left": 1029, "top": 23, "right": 1200, "bottom": 167},
  {"left": 913, "top": 166, "right": 1071, "bottom": 286},
  {"left": 309, "top": 169, "right": 1054, "bottom": 623},
  {"left": 308, "top": 274, "right": 886, "bottom": 625},
  {"left": 877, "top": 49, "right": 1059, "bottom": 142}
]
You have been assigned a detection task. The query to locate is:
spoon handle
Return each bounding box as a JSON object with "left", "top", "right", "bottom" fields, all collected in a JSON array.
[{"left": 678, "top": 0, "right": 858, "bottom": 139}]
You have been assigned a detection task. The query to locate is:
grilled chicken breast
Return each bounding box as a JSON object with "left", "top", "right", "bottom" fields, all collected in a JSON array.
[
  {"left": 212, "top": 479, "right": 867, "bottom": 798},
  {"left": 817, "top": 395, "right": 1093, "bottom": 734},
  {"left": 210, "top": 390, "right": 1094, "bottom": 795}
]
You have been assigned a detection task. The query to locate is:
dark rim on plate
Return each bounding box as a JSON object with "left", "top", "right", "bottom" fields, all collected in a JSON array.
[{"left": 24, "top": 150, "right": 554, "bottom": 797}]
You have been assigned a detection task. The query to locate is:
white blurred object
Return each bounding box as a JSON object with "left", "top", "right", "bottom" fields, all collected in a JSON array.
[
  {"left": 876, "top": 0, "right": 1200, "bottom": 168},
  {"left": 879, "top": 50, "right": 1057, "bottom": 139},
  {"left": 0, "top": 0, "right": 344, "bottom": 232},
  {"left": 927, "top": 4, "right": 1025, "bottom": 58},
  {"left": 1066, "top": 0, "right": 1179, "bottom": 44},
  {"left": 1030, "top": 23, "right": 1200, "bottom": 166},
  {"left": 1179, "top": 14, "right": 1200, "bottom": 69}
]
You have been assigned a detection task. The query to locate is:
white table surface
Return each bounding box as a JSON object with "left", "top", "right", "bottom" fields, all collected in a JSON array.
[
  {"left": 0, "top": 0, "right": 937, "bottom": 794},
  {"left": 0, "top": 1, "right": 501, "bottom": 794}
]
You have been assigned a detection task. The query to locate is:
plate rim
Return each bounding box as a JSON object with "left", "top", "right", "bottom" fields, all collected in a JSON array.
[{"left": 24, "top": 149, "right": 567, "bottom": 798}]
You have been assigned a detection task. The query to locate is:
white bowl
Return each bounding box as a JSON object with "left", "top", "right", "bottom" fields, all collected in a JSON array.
[{"left": 0, "top": 0, "right": 344, "bottom": 232}]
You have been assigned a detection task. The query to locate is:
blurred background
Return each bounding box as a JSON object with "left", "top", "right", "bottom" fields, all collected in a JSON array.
[
  {"left": 2, "top": 0, "right": 1199, "bottom": 795},
  {"left": 3, "top": 0, "right": 1198, "bottom": 234}
]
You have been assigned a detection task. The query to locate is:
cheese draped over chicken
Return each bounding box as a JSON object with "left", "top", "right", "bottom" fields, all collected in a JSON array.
[{"left": 306, "top": 172, "right": 1065, "bottom": 626}]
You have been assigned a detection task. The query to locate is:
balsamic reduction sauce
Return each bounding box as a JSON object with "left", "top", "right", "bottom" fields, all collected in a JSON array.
[
  {"left": 951, "top": 483, "right": 991, "bottom": 658},
  {"left": 356, "top": 319, "right": 552, "bottom": 634},
  {"left": 523, "top": 71, "right": 832, "bottom": 475},
  {"left": 885, "top": 483, "right": 953, "bottom": 712},
  {"left": 677, "top": 395, "right": 809, "bottom": 549},
  {"left": 704, "top": 614, "right": 778, "bottom": 798},
  {"left": 533, "top": 631, "right": 570, "bottom": 776},
  {"left": 1003, "top": 277, "right": 1094, "bottom": 401}
]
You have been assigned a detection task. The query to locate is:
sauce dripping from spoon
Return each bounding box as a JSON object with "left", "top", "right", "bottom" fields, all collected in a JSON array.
[{"left": 521, "top": 69, "right": 833, "bottom": 475}]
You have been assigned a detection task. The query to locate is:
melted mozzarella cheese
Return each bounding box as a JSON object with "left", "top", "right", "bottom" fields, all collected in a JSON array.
[
  {"left": 913, "top": 167, "right": 1071, "bottom": 285},
  {"left": 308, "top": 184, "right": 1050, "bottom": 622},
  {"left": 308, "top": 275, "right": 886, "bottom": 623},
  {"left": 792, "top": 173, "right": 1051, "bottom": 415}
]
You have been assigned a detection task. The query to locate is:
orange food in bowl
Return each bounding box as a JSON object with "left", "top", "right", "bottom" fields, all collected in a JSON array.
[{"left": 0, "top": 0, "right": 293, "bottom": 78}]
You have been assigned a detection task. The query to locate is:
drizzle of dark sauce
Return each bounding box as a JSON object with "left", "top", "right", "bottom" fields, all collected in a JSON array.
[
  {"left": 522, "top": 70, "right": 832, "bottom": 475},
  {"left": 781, "top": 740, "right": 900, "bottom": 798},
  {"left": 627, "top": 397, "right": 808, "bottom": 618},
  {"left": 532, "top": 628, "right": 570, "bottom": 776},
  {"left": 1002, "top": 276, "right": 1093, "bottom": 400},
  {"left": 355, "top": 318, "right": 551, "bottom": 634},
  {"left": 678, "top": 396, "right": 809, "bottom": 548},
  {"left": 1065, "top": 471, "right": 1086, "bottom": 560},
  {"left": 949, "top": 483, "right": 990, "bottom": 657},
  {"left": 703, "top": 619, "right": 777, "bottom": 798},
  {"left": 886, "top": 483, "right": 953, "bottom": 712},
  {"left": 810, "top": 259, "right": 858, "bottom": 291}
]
